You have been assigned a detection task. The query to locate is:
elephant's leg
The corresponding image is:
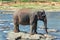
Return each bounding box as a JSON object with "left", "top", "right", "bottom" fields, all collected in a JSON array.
[
  {"left": 30, "top": 23, "right": 37, "bottom": 34},
  {"left": 14, "top": 17, "right": 20, "bottom": 33},
  {"left": 44, "top": 17, "right": 48, "bottom": 34},
  {"left": 42, "top": 16, "right": 48, "bottom": 34},
  {"left": 33, "top": 24, "right": 37, "bottom": 34},
  {"left": 30, "top": 25, "right": 34, "bottom": 34},
  {"left": 30, "top": 15, "right": 35, "bottom": 34},
  {"left": 14, "top": 23, "right": 20, "bottom": 33}
]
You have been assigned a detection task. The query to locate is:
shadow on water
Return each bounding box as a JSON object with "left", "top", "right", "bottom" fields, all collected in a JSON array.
[{"left": 0, "top": 12, "right": 60, "bottom": 40}]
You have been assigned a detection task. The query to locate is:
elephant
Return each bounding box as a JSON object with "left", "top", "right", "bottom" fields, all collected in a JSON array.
[{"left": 13, "top": 8, "right": 48, "bottom": 34}]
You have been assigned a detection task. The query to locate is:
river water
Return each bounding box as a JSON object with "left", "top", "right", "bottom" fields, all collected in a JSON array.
[{"left": 0, "top": 11, "right": 60, "bottom": 40}]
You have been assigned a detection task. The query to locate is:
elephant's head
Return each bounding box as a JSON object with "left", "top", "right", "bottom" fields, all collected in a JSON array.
[
  {"left": 37, "top": 9, "right": 48, "bottom": 34},
  {"left": 37, "top": 9, "right": 46, "bottom": 20}
]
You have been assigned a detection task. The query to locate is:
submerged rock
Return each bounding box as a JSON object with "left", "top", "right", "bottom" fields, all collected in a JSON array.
[{"left": 7, "top": 31, "right": 56, "bottom": 40}]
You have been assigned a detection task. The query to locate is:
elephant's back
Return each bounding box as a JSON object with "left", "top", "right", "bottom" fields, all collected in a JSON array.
[
  {"left": 19, "top": 8, "right": 35, "bottom": 14},
  {"left": 13, "top": 8, "right": 35, "bottom": 18}
]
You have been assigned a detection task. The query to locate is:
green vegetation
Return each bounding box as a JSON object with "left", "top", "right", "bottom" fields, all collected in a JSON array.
[
  {"left": 0, "top": 0, "right": 60, "bottom": 11},
  {"left": 0, "top": 0, "right": 60, "bottom": 2},
  {"left": 1, "top": 3, "right": 60, "bottom": 11}
]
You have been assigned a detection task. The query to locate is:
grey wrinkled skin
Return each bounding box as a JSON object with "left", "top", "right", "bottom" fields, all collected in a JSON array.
[{"left": 13, "top": 8, "right": 48, "bottom": 34}]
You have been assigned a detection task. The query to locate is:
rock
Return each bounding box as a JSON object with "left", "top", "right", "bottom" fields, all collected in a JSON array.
[
  {"left": 44, "top": 34, "right": 55, "bottom": 40},
  {"left": 7, "top": 31, "right": 55, "bottom": 40}
]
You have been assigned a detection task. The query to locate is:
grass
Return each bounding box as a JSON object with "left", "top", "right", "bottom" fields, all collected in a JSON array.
[{"left": 0, "top": 2, "right": 60, "bottom": 11}]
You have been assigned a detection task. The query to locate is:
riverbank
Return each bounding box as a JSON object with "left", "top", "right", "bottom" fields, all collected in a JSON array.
[{"left": 0, "top": 2, "right": 60, "bottom": 12}]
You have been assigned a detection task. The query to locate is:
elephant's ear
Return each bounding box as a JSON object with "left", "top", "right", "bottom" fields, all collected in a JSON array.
[
  {"left": 37, "top": 11, "right": 41, "bottom": 16},
  {"left": 37, "top": 9, "right": 46, "bottom": 16},
  {"left": 42, "top": 11, "right": 46, "bottom": 16},
  {"left": 41, "top": 9, "right": 46, "bottom": 16},
  {"left": 37, "top": 11, "right": 40, "bottom": 15}
]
